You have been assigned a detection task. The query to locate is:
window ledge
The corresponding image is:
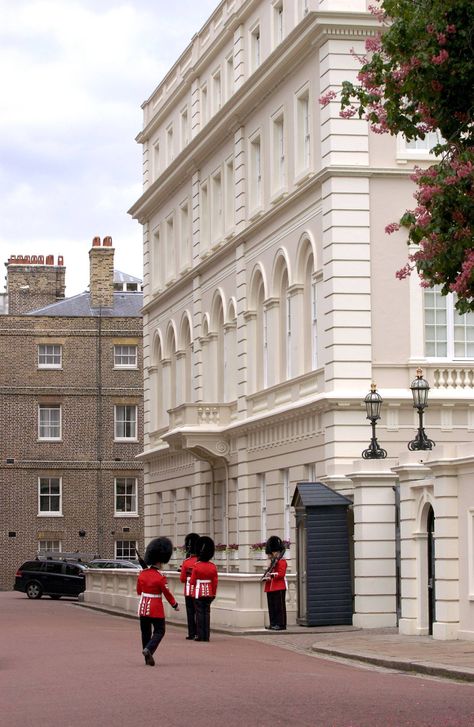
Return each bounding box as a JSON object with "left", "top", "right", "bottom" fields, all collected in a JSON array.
[
  {"left": 37, "top": 513, "right": 63, "bottom": 518},
  {"left": 37, "top": 438, "right": 62, "bottom": 443},
  {"left": 270, "top": 189, "right": 289, "bottom": 205},
  {"left": 294, "top": 170, "right": 313, "bottom": 187},
  {"left": 114, "top": 514, "right": 140, "bottom": 518},
  {"left": 248, "top": 207, "right": 265, "bottom": 223},
  {"left": 114, "top": 438, "right": 139, "bottom": 443}
]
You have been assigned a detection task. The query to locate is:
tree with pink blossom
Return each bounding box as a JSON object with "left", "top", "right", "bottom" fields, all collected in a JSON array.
[{"left": 320, "top": 0, "right": 474, "bottom": 312}]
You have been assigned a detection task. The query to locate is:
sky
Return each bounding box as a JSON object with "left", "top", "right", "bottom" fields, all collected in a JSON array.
[{"left": 0, "top": 0, "right": 218, "bottom": 295}]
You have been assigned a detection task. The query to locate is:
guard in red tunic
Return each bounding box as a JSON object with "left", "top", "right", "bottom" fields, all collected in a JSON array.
[
  {"left": 189, "top": 536, "right": 218, "bottom": 642},
  {"left": 179, "top": 532, "right": 200, "bottom": 640},
  {"left": 136, "top": 537, "right": 179, "bottom": 666},
  {"left": 263, "top": 535, "right": 287, "bottom": 631}
]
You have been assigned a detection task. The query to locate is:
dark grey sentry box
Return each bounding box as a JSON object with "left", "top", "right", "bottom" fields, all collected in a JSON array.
[{"left": 292, "top": 482, "right": 353, "bottom": 627}]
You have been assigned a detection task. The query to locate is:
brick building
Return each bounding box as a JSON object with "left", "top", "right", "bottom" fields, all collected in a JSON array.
[{"left": 0, "top": 238, "right": 144, "bottom": 589}]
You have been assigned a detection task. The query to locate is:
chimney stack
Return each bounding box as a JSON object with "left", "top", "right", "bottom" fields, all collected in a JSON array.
[
  {"left": 5, "top": 254, "right": 66, "bottom": 314},
  {"left": 89, "top": 236, "right": 114, "bottom": 308}
]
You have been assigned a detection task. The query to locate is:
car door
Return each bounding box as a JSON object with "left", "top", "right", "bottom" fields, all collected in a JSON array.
[
  {"left": 43, "top": 561, "right": 64, "bottom": 594},
  {"left": 64, "top": 563, "right": 86, "bottom": 596}
]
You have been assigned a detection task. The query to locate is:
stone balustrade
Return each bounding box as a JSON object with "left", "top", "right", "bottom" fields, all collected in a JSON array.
[{"left": 84, "top": 568, "right": 297, "bottom": 629}]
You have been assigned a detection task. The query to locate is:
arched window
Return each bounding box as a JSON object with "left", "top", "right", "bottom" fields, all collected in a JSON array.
[
  {"left": 299, "top": 239, "right": 317, "bottom": 372},
  {"left": 180, "top": 314, "right": 193, "bottom": 404},
  {"left": 151, "top": 332, "right": 164, "bottom": 431},
  {"left": 225, "top": 299, "right": 237, "bottom": 401},
  {"left": 248, "top": 266, "right": 267, "bottom": 393},
  {"left": 273, "top": 255, "right": 291, "bottom": 382},
  {"left": 165, "top": 325, "right": 177, "bottom": 412},
  {"left": 210, "top": 292, "right": 225, "bottom": 401}
]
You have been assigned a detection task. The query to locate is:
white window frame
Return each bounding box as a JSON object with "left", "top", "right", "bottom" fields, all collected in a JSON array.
[
  {"left": 225, "top": 53, "right": 234, "bottom": 100},
  {"left": 38, "top": 476, "right": 62, "bottom": 516},
  {"left": 166, "top": 213, "right": 176, "bottom": 281},
  {"left": 424, "top": 287, "right": 474, "bottom": 360},
  {"left": 152, "top": 138, "right": 160, "bottom": 179},
  {"left": 211, "top": 168, "right": 223, "bottom": 244},
  {"left": 397, "top": 131, "right": 443, "bottom": 162},
  {"left": 114, "top": 476, "right": 138, "bottom": 516},
  {"left": 166, "top": 123, "right": 174, "bottom": 165},
  {"left": 286, "top": 292, "right": 292, "bottom": 380},
  {"left": 272, "top": 0, "right": 284, "bottom": 48},
  {"left": 311, "top": 279, "right": 318, "bottom": 370},
  {"left": 38, "top": 404, "right": 62, "bottom": 441},
  {"left": 295, "top": 85, "right": 311, "bottom": 175},
  {"left": 250, "top": 23, "right": 261, "bottom": 72},
  {"left": 249, "top": 130, "right": 263, "bottom": 214},
  {"left": 38, "top": 540, "right": 62, "bottom": 555},
  {"left": 200, "top": 83, "right": 208, "bottom": 127},
  {"left": 115, "top": 540, "right": 137, "bottom": 560},
  {"left": 200, "top": 180, "right": 210, "bottom": 252},
  {"left": 224, "top": 156, "right": 235, "bottom": 234},
  {"left": 38, "top": 343, "right": 62, "bottom": 369},
  {"left": 114, "top": 344, "right": 138, "bottom": 369},
  {"left": 152, "top": 225, "right": 163, "bottom": 291},
  {"left": 179, "top": 200, "right": 191, "bottom": 271},
  {"left": 114, "top": 404, "right": 138, "bottom": 441},
  {"left": 212, "top": 67, "right": 222, "bottom": 114},
  {"left": 271, "top": 108, "right": 286, "bottom": 196},
  {"left": 263, "top": 307, "right": 269, "bottom": 389},
  {"left": 180, "top": 106, "right": 189, "bottom": 148}
]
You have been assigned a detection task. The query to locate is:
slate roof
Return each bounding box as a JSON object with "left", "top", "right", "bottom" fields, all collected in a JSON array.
[
  {"left": 27, "top": 291, "right": 143, "bottom": 317},
  {"left": 114, "top": 270, "right": 142, "bottom": 284},
  {"left": 291, "top": 482, "right": 352, "bottom": 508}
]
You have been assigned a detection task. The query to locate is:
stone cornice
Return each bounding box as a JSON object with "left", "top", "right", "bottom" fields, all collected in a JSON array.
[{"left": 129, "top": 12, "right": 379, "bottom": 222}]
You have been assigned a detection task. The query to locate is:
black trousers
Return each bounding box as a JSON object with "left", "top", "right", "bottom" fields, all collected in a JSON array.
[
  {"left": 140, "top": 616, "right": 166, "bottom": 654},
  {"left": 194, "top": 597, "right": 214, "bottom": 641},
  {"left": 185, "top": 595, "right": 197, "bottom": 639},
  {"left": 267, "top": 590, "right": 287, "bottom": 628}
]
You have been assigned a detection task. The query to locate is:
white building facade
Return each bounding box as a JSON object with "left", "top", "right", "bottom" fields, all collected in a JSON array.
[{"left": 129, "top": 0, "right": 474, "bottom": 637}]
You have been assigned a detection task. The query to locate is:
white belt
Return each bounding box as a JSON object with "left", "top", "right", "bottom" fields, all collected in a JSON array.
[{"left": 141, "top": 592, "right": 162, "bottom": 598}]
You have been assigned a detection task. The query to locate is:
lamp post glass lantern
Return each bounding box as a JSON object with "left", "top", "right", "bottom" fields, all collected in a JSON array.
[
  {"left": 408, "top": 368, "right": 435, "bottom": 451},
  {"left": 362, "top": 383, "right": 387, "bottom": 459}
]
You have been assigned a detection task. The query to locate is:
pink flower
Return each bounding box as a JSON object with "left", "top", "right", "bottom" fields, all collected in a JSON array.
[
  {"left": 385, "top": 222, "right": 400, "bottom": 234},
  {"left": 432, "top": 49, "right": 449, "bottom": 65},
  {"left": 396, "top": 264, "right": 413, "bottom": 280},
  {"left": 365, "top": 35, "right": 382, "bottom": 53},
  {"left": 319, "top": 90, "right": 337, "bottom": 107},
  {"left": 431, "top": 80, "right": 443, "bottom": 93},
  {"left": 436, "top": 32, "right": 447, "bottom": 46},
  {"left": 339, "top": 106, "right": 357, "bottom": 118}
]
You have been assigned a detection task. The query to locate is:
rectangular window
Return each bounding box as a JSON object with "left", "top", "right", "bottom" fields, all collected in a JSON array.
[
  {"left": 180, "top": 106, "right": 189, "bottom": 148},
  {"left": 38, "top": 344, "right": 62, "bottom": 369},
  {"left": 166, "top": 215, "right": 175, "bottom": 280},
  {"left": 211, "top": 170, "right": 223, "bottom": 243},
  {"left": 249, "top": 133, "right": 262, "bottom": 211},
  {"left": 272, "top": 1, "right": 283, "bottom": 47},
  {"left": 180, "top": 201, "right": 190, "bottom": 270},
  {"left": 200, "top": 181, "right": 210, "bottom": 251},
  {"left": 38, "top": 540, "right": 61, "bottom": 554},
  {"left": 152, "top": 227, "right": 162, "bottom": 290},
  {"left": 38, "top": 477, "right": 62, "bottom": 515},
  {"left": 424, "top": 286, "right": 474, "bottom": 358},
  {"left": 115, "top": 477, "right": 138, "bottom": 515},
  {"left": 201, "top": 83, "right": 208, "bottom": 127},
  {"left": 225, "top": 53, "right": 234, "bottom": 100},
  {"left": 152, "top": 139, "right": 160, "bottom": 179},
  {"left": 115, "top": 540, "right": 137, "bottom": 560},
  {"left": 114, "top": 345, "right": 137, "bottom": 369},
  {"left": 296, "top": 87, "right": 311, "bottom": 173},
  {"left": 212, "top": 69, "right": 222, "bottom": 113},
  {"left": 286, "top": 293, "right": 292, "bottom": 380},
  {"left": 166, "top": 124, "right": 174, "bottom": 164},
  {"left": 398, "top": 131, "right": 443, "bottom": 160},
  {"left": 250, "top": 24, "right": 261, "bottom": 72},
  {"left": 224, "top": 157, "right": 234, "bottom": 232},
  {"left": 114, "top": 405, "right": 137, "bottom": 440},
  {"left": 272, "top": 111, "right": 285, "bottom": 193},
  {"left": 38, "top": 404, "right": 61, "bottom": 440},
  {"left": 263, "top": 308, "right": 269, "bottom": 388}
]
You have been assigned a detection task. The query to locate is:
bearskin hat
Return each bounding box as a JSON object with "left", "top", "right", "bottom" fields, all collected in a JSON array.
[
  {"left": 265, "top": 535, "right": 284, "bottom": 555},
  {"left": 184, "top": 532, "right": 200, "bottom": 557},
  {"left": 144, "top": 537, "right": 173, "bottom": 566},
  {"left": 197, "top": 536, "right": 215, "bottom": 562}
]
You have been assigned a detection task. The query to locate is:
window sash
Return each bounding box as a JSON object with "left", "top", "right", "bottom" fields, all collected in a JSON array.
[
  {"left": 38, "top": 540, "right": 61, "bottom": 554},
  {"left": 39, "top": 477, "right": 61, "bottom": 514},
  {"left": 114, "top": 345, "right": 137, "bottom": 368},
  {"left": 38, "top": 405, "right": 61, "bottom": 439},
  {"left": 114, "top": 405, "right": 137, "bottom": 439},
  {"left": 38, "top": 344, "right": 62, "bottom": 368},
  {"left": 115, "top": 540, "right": 137, "bottom": 560},
  {"left": 115, "top": 477, "right": 137, "bottom": 514},
  {"left": 424, "top": 287, "right": 474, "bottom": 358}
]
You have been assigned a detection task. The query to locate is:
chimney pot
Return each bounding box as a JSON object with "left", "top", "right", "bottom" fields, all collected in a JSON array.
[
  {"left": 58, "top": 256, "right": 64, "bottom": 266},
  {"left": 103, "top": 236, "right": 113, "bottom": 247},
  {"left": 92, "top": 236, "right": 101, "bottom": 247},
  {"left": 45, "top": 255, "right": 54, "bottom": 265}
]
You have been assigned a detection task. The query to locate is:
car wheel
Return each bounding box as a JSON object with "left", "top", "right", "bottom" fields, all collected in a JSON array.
[
  {"left": 26, "top": 581, "right": 43, "bottom": 599},
  {"left": 50, "top": 595, "right": 61, "bottom": 600}
]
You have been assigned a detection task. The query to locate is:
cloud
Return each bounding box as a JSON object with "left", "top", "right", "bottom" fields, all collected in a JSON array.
[{"left": 0, "top": 0, "right": 217, "bottom": 294}]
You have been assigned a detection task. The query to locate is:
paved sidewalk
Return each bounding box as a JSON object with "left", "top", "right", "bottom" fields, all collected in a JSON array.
[{"left": 249, "top": 627, "right": 474, "bottom": 683}]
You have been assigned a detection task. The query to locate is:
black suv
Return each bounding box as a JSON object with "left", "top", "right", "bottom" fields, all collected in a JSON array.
[{"left": 14, "top": 559, "right": 87, "bottom": 599}]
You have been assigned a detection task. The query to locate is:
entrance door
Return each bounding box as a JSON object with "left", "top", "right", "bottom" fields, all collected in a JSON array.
[
  {"left": 297, "top": 518, "right": 307, "bottom": 624},
  {"left": 427, "top": 506, "right": 436, "bottom": 635}
]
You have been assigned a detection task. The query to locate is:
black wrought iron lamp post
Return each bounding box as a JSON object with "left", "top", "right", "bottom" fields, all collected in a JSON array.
[
  {"left": 408, "top": 368, "right": 436, "bottom": 451},
  {"left": 362, "top": 383, "right": 387, "bottom": 459}
]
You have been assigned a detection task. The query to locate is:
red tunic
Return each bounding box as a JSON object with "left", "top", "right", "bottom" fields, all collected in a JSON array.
[
  {"left": 180, "top": 555, "right": 198, "bottom": 597},
  {"left": 189, "top": 560, "right": 218, "bottom": 598},
  {"left": 136, "top": 567, "right": 177, "bottom": 618},
  {"left": 263, "top": 558, "right": 287, "bottom": 593}
]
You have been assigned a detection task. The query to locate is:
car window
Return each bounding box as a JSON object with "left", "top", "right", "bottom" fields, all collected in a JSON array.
[
  {"left": 64, "top": 564, "right": 83, "bottom": 576},
  {"left": 45, "top": 562, "right": 63, "bottom": 574},
  {"left": 20, "top": 561, "right": 42, "bottom": 572}
]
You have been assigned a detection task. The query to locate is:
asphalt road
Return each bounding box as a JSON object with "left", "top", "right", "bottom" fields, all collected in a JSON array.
[{"left": 1, "top": 592, "right": 474, "bottom": 727}]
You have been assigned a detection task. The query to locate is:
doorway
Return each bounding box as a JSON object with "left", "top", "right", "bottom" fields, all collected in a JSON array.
[{"left": 427, "top": 506, "right": 436, "bottom": 635}]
